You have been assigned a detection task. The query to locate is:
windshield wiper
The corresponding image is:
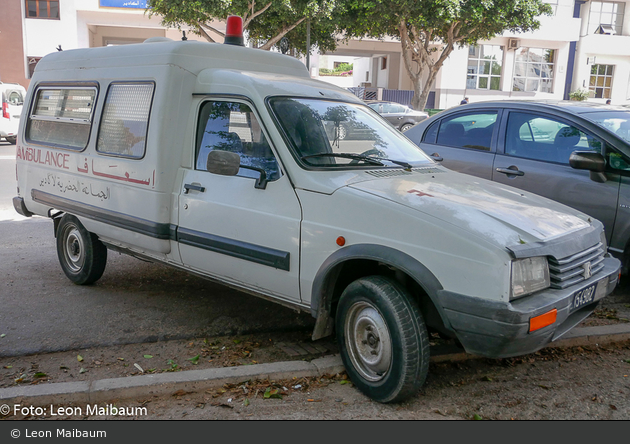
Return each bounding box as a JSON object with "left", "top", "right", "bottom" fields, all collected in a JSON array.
[
  {"left": 365, "top": 156, "right": 413, "bottom": 171},
  {"left": 302, "top": 153, "right": 384, "bottom": 166},
  {"left": 303, "top": 153, "right": 414, "bottom": 170}
]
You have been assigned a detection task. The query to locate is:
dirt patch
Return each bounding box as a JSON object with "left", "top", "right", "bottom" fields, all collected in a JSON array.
[{"left": 0, "top": 331, "right": 338, "bottom": 389}]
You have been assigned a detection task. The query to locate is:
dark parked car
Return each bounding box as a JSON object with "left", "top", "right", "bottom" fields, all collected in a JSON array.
[
  {"left": 367, "top": 101, "right": 429, "bottom": 132},
  {"left": 405, "top": 100, "right": 630, "bottom": 270}
]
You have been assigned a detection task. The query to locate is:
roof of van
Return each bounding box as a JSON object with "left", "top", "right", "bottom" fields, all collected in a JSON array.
[{"left": 34, "top": 39, "right": 310, "bottom": 79}]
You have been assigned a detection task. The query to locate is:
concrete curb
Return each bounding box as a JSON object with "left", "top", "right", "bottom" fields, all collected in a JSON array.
[{"left": 1, "top": 324, "right": 629, "bottom": 407}]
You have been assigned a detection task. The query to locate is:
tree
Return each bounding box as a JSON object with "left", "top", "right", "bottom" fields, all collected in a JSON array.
[
  {"left": 344, "top": 0, "right": 553, "bottom": 110},
  {"left": 146, "top": 0, "right": 346, "bottom": 55}
]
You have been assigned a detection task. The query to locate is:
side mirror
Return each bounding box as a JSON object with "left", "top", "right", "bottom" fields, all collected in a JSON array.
[
  {"left": 205, "top": 150, "right": 268, "bottom": 189},
  {"left": 569, "top": 151, "right": 606, "bottom": 172},
  {"left": 569, "top": 151, "right": 607, "bottom": 183},
  {"left": 206, "top": 150, "right": 240, "bottom": 176}
]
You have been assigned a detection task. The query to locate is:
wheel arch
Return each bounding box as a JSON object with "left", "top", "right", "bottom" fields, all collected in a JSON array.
[{"left": 310, "top": 244, "right": 451, "bottom": 340}]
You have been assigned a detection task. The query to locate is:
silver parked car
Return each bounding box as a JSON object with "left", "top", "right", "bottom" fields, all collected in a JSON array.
[
  {"left": 405, "top": 100, "right": 630, "bottom": 271},
  {"left": 366, "top": 101, "right": 429, "bottom": 132}
]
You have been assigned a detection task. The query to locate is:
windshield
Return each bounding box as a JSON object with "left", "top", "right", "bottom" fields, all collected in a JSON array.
[
  {"left": 583, "top": 111, "right": 630, "bottom": 143},
  {"left": 269, "top": 97, "right": 433, "bottom": 168}
]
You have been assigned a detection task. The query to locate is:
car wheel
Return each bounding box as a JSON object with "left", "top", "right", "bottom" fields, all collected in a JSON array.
[
  {"left": 335, "top": 275, "right": 429, "bottom": 403},
  {"left": 56, "top": 214, "right": 107, "bottom": 285},
  {"left": 6, "top": 136, "right": 16, "bottom": 145},
  {"left": 336, "top": 124, "right": 348, "bottom": 140},
  {"left": 400, "top": 123, "right": 413, "bottom": 132}
]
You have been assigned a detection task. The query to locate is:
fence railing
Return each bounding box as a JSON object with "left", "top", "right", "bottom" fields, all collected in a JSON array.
[{"left": 347, "top": 87, "right": 415, "bottom": 106}]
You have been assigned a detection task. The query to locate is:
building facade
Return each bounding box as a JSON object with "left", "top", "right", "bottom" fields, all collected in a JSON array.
[{"left": 1, "top": 0, "right": 630, "bottom": 108}]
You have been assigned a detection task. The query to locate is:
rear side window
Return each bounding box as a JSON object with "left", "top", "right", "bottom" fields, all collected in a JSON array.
[
  {"left": 97, "top": 83, "right": 154, "bottom": 159},
  {"left": 27, "top": 87, "right": 96, "bottom": 150},
  {"left": 436, "top": 112, "right": 497, "bottom": 151}
]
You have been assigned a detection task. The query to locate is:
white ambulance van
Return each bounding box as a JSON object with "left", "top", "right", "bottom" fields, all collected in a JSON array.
[{"left": 13, "top": 19, "right": 621, "bottom": 403}]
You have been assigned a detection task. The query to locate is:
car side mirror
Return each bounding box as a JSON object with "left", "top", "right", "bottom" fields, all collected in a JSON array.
[
  {"left": 569, "top": 151, "right": 607, "bottom": 183},
  {"left": 206, "top": 150, "right": 240, "bottom": 176},
  {"left": 205, "top": 150, "right": 268, "bottom": 189},
  {"left": 569, "top": 151, "right": 606, "bottom": 172}
]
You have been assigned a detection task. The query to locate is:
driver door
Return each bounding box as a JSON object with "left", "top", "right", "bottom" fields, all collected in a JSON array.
[{"left": 177, "top": 99, "right": 302, "bottom": 304}]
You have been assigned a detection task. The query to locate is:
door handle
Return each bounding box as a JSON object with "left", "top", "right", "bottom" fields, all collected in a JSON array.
[
  {"left": 496, "top": 167, "right": 524, "bottom": 177},
  {"left": 430, "top": 153, "right": 443, "bottom": 162},
  {"left": 183, "top": 183, "right": 206, "bottom": 194}
]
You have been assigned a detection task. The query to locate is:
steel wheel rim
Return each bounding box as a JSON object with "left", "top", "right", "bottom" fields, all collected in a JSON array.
[
  {"left": 337, "top": 125, "right": 347, "bottom": 140},
  {"left": 344, "top": 301, "right": 392, "bottom": 382},
  {"left": 61, "top": 225, "right": 85, "bottom": 273}
]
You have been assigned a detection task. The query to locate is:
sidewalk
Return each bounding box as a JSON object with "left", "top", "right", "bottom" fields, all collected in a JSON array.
[{"left": 2, "top": 321, "right": 630, "bottom": 408}]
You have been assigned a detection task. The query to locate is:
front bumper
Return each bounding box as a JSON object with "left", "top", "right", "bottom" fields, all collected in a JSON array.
[{"left": 439, "top": 255, "right": 621, "bottom": 359}]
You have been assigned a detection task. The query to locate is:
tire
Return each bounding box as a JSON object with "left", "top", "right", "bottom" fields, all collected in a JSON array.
[
  {"left": 400, "top": 123, "right": 413, "bottom": 132},
  {"left": 335, "top": 275, "right": 430, "bottom": 403},
  {"left": 56, "top": 214, "right": 107, "bottom": 285},
  {"left": 336, "top": 124, "right": 348, "bottom": 140},
  {"left": 6, "top": 136, "right": 17, "bottom": 145}
]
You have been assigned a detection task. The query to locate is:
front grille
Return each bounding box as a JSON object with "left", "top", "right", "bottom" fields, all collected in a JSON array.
[{"left": 548, "top": 242, "right": 606, "bottom": 289}]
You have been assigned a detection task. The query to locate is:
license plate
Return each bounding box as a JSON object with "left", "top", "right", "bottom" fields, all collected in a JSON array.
[{"left": 571, "top": 282, "right": 597, "bottom": 311}]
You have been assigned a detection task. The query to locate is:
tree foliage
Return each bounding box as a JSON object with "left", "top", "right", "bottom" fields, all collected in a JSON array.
[
  {"left": 343, "top": 0, "right": 553, "bottom": 110},
  {"left": 147, "top": 0, "right": 347, "bottom": 55}
]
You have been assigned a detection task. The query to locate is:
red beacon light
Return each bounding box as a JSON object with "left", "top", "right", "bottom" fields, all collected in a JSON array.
[{"left": 224, "top": 15, "right": 245, "bottom": 47}]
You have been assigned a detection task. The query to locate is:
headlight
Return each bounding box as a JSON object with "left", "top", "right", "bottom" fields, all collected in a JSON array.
[
  {"left": 600, "top": 229, "right": 608, "bottom": 252},
  {"left": 510, "top": 257, "right": 550, "bottom": 300}
]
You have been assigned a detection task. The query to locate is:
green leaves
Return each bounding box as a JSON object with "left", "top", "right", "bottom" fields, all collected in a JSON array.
[
  {"left": 188, "top": 355, "right": 200, "bottom": 365},
  {"left": 144, "top": 355, "right": 154, "bottom": 359},
  {"left": 263, "top": 387, "right": 283, "bottom": 399}
]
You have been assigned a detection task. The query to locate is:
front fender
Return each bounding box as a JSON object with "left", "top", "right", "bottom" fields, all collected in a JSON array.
[{"left": 310, "top": 243, "right": 449, "bottom": 340}]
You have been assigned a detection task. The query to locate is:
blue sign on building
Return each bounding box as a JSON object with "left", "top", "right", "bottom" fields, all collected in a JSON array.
[{"left": 99, "top": 0, "right": 148, "bottom": 9}]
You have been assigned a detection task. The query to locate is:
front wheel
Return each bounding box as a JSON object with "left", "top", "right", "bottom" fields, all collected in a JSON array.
[
  {"left": 400, "top": 123, "right": 413, "bottom": 132},
  {"left": 56, "top": 214, "right": 107, "bottom": 285},
  {"left": 335, "top": 276, "right": 429, "bottom": 403}
]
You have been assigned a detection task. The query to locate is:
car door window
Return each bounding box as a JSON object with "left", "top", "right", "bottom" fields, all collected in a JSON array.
[
  {"left": 505, "top": 112, "right": 601, "bottom": 164},
  {"left": 196, "top": 101, "right": 280, "bottom": 181},
  {"left": 435, "top": 112, "right": 497, "bottom": 151}
]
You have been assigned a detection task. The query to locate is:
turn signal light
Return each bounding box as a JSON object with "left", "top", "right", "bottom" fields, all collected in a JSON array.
[{"left": 529, "top": 309, "right": 557, "bottom": 333}]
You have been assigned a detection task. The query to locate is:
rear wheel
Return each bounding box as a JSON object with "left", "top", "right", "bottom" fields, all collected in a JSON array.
[
  {"left": 56, "top": 214, "right": 107, "bottom": 285},
  {"left": 335, "top": 275, "right": 429, "bottom": 403},
  {"left": 5, "top": 136, "right": 16, "bottom": 144}
]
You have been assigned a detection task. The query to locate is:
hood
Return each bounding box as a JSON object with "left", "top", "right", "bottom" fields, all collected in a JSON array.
[{"left": 347, "top": 169, "right": 591, "bottom": 245}]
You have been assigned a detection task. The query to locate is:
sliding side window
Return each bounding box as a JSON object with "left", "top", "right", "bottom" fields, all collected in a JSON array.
[
  {"left": 27, "top": 86, "right": 96, "bottom": 150},
  {"left": 97, "top": 83, "right": 154, "bottom": 159}
]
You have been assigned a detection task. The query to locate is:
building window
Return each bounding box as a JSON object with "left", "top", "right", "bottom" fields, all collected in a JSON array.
[
  {"left": 27, "top": 57, "right": 42, "bottom": 79},
  {"left": 512, "top": 47, "right": 555, "bottom": 93},
  {"left": 466, "top": 45, "right": 504, "bottom": 90},
  {"left": 26, "top": 0, "right": 60, "bottom": 19},
  {"left": 589, "top": 64, "right": 614, "bottom": 99},
  {"left": 381, "top": 57, "right": 387, "bottom": 70},
  {"left": 588, "top": 1, "right": 624, "bottom": 35}
]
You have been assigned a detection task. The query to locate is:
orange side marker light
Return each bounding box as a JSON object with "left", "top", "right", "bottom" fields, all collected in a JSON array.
[
  {"left": 529, "top": 309, "right": 557, "bottom": 333},
  {"left": 336, "top": 236, "right": 346, "bottom": 246}
]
